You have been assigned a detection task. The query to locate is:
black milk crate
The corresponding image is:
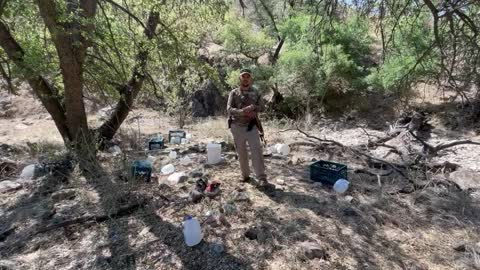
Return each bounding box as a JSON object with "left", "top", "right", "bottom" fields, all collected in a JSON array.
[
  {"left": 310, "top": 160, "right": 347, "bottom": 185},
  {"left": 168, "top": 130, "right": 186, "bottom": 144},
  {"left": 148, "top": 137, "right": 164, "bottom": 150}
]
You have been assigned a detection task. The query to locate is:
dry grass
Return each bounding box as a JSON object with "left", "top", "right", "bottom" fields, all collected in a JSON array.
[{"left": 2, "top": 90, "right": 480, "bottom": 269}]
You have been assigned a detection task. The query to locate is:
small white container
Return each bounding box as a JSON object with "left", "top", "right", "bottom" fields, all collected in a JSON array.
[
  {"left": 333, "top": 179, "right": 349, "bottom": 194},
  {"left": 207, "top": 143, "right": 222, "bottom": 165},
  {"left": 161, "top": 164, "right": 175, "bottom": 175},
  {"left": 183, "top": 216, "right": 203, "bottom": 247},
  {"left": 275, "top": 144, "right": 290, "bottom": 156},
  {"left": 169, "top": 151, "right": 178, "bottom": 159}
]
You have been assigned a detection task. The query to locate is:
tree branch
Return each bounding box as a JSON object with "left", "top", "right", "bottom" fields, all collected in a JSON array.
[
  {"left": 0, "top": 21, "right": 71, "bottom": 141},
  {"left": 97, "top": 11, "right": 160, "bottom": 141}
]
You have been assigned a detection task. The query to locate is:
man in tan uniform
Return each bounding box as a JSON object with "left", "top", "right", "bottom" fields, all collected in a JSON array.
[{"left": 227, "top": 68, "right": 268, "bottom": 186}]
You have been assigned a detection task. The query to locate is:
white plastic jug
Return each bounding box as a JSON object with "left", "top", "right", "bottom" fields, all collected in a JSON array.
[
  {"left": 183, "top": 215, "right": 203, "bottom": 247},
  {"left": 333, "top": 179, "right": 349, "bottom": 194},
  {"left": 169, "top": 151, "right": 178, "bottom": 159},
  {"left": 275, "top": 144, "right": 290, "bottom": 156},
  {"left": 161, "top": 164, "right": 175, "bottom": 175},
  {"left": 207, "top": 143, "right": 222, "bottom": 165}
]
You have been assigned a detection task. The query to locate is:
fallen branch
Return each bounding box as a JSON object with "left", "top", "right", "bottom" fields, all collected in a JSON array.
[
  {"left": 409, "top": 130, "right": 480, "bottom": 156},
  {"left": 295, "top": 127, "right": 409, "bottom": 179},
  {"left": 36, "top": 201, "right": 145, "bottom": 235}
]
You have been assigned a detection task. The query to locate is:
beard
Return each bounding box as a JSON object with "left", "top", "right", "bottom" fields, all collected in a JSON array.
[{"left": 241, "top": 82, "right": 250, "bottom": 88}]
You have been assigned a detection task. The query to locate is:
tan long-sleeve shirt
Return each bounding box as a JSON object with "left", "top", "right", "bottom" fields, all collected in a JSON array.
[{"left": 227, "top": 87, "right": 264, "bottom": 126}]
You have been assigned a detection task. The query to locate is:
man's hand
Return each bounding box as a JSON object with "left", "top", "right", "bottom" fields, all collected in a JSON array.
[
  {"left": 242, "top": 105, "right": 255, "bottom": 112},
  {"left": 244, "top": 110, "right": 256, "bottom": 119}
]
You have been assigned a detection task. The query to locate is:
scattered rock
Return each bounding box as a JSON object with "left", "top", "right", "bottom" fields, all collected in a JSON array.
[
  {"left": 344, "top": 195, "right": 354, "bottom": 203},
  {"left": 288, "top": 156, "right": 303, "bottom": 166},
  {"left": 312, "top": 182, "right": 323, "bottom": 188},
  {"left": 108, "top": 145, "right": 122, "bottom": 156},
  {"left": 20, "top": 164, "right": 36, "bottom": 179},
  {"left": 232, "top": 191, "right": 250, "bottom": 202},
  {"left": 454, "top": 242, "right": 480, "bottom": 254},
  {"left": 222, "top": 203, "right": 237, "bottom": 215},
  {"left": 244, "top": 227, "right": 258, "bottom": 240},
  {"left": 167, "top": 172, "right": 188, "bottom": 185},
  {"left": 189, "top": 170, "right": 203, "bottom": 178},
  {"left": 298, "top": 241, "right": 330, "bottom": 260},
  {"left": 211, "top": 242, "right": 225, "bottom": 254},
  {"left": 51, "top": 189, "right": 76, "bottom": 202},
  {"left": 471, "top": 191, "right": 480, "bottom": 202},
  {"left": 0, "top": 180, "right": 22, "bottom": 193},
  {"left": 448, "top": 169, "right": 480, "bottom": 190},
  {"left": 343, "top": 207, "right": 358, "bottom": 217},
  {"left": 276, "top": 179, "right": 286, "bottom": 185}
]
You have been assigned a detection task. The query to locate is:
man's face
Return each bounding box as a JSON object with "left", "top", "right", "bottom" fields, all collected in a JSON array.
[{"left": 240, "top": 73, "right": 252, "bottom": 88}]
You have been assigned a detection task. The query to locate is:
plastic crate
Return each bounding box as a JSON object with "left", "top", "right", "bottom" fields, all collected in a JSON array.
[
  {"left": 148, "top": 137, "right": 164, "bottom": 150},
  {"left": 310, "top": 160, "right": 347, "bottom": 185},
  {"left": 168, "top": 130, "right": 186, "bottom": 144},
  {"left": 132, "top": 160, "right": 152, "bottom": 182}
]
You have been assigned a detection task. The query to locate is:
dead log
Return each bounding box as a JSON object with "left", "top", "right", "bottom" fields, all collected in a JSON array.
[
  {"left": 36, "top": 201, "right": 145, "bottom": 235},
  {"left": 295, "top": 127, "right": 410, "bottom": 179},
  {"left": 409, "top": 130, "right": 480, "bottom": 156}
]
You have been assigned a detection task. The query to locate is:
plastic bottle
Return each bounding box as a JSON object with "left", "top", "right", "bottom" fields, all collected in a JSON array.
[
  {"left": 161, "top": 164, "right": 175, "bottom": 175},
  {"left": 207, "top": 143, "right": 221, "bottom": 164},
  {"left": 333, "top": 179, "right": 349, "bottom": 194},
  {"left": 183, "top": 215, "right": 202, "bottom": 247},
  {"left": 169, "top": 151, "right": 178, "bottom": 159}
]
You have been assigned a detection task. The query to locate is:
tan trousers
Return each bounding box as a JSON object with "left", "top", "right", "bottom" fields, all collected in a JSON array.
[{"left": 230, "top": 123, "right": 267, "bottom": 181}]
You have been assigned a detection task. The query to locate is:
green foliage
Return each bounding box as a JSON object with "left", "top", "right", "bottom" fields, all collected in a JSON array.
[
  {"left": 365, "top": 15, "right": 439, "bottom": 93},
  {"left": 275, "top": 13, "right": 372, "bottom": 113},
  {"left": 218, "top": 12, "right": 275, "bottom": 59}
]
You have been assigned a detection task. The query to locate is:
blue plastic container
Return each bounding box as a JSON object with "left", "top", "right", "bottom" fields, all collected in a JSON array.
[
  {"left": 310, "top": 160, "right": 347, "bottom": 185},
  {"left": 149, "top": 137, "right": 164, "bottom": 150},
  {"left": 132, "top": 160, "right": 152, "bottom": 182}
]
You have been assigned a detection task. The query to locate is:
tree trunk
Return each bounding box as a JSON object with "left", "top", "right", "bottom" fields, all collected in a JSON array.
[
  {"left": 272, "top": 38, "right": 284, "bottom": 64},
  {"left": 97, "top": 12, "right": 160, "bottom": 141},
  {"left": 0, "top": 21, "right": 71, "bottom": 142},
  {"left": 36, "top": 0, "right": 97, "bottom": 140}
]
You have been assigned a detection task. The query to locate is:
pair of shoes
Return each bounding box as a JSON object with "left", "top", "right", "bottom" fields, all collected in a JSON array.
[
  {"left": 189, "top": 178, "right": 221, "bottom": 203},
  {"left": 205, "top": 182, "right": 221, "bottom": 198}
]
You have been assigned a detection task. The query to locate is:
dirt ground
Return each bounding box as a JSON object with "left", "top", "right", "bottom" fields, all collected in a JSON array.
[{"left": 1, "top": 88, "right": 480, "bottom": 270}]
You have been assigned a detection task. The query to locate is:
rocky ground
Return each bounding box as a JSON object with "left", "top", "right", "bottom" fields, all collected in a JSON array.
[{"left": 1, "top": 89, "right": 480, "bottom": 270}]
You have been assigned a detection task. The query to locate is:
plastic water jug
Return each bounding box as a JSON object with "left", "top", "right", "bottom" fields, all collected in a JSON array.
[
  {"left": 183, "top": 215, "right": 202, "bottom": 247},
  {"left": 207, "top": 143, "right": 221, "bottom": 164},
  {"left": 275, "top": 144, "right": 290, "bottom": 156},
  {"left": 169, "top": 151, "right": 178, "bottom": 159},
  {"left": 333, "top": 179, "right": 349, "bottom": 194},
  {"left": 161, "top": 164, "right": 175, "bottom": 175}
]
